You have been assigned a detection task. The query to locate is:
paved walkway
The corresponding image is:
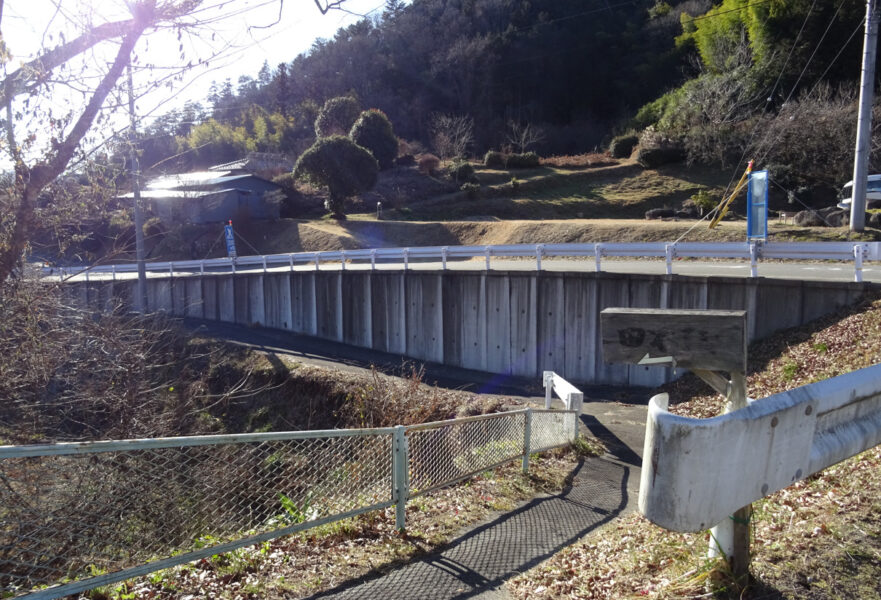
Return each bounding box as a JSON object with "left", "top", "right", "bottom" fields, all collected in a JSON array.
[
  {"left": 186, "top": 320, "right": 649, "bottom": 600},
  {"left": 308, "top": 454, "right": 633, "bottom": 599}
]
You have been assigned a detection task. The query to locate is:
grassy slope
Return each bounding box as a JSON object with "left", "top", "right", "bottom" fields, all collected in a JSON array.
[
  {"left": 145, "top": 158, "right": 881, "bottom": 260},
  {"left": 508, "top": 293, "right": 881, "bottom": 600}
]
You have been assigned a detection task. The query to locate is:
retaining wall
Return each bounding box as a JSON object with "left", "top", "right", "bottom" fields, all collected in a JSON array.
[{"left": 72, "top": 271, "right": 873, "bottom": 386}]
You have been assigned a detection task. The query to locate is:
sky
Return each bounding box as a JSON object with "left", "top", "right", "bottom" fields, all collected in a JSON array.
[{"left": 3, "top": 0, "right": 384, "bottom": 127}]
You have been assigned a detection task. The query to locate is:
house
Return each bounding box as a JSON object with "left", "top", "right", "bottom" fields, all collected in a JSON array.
[{"left": 123, "top": 168, "right": 283, "bottom": 225}]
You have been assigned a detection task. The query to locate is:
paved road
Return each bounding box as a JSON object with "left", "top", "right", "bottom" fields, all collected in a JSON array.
[{"left": 55, "top": 257, "right": 878, "bottom": 283}]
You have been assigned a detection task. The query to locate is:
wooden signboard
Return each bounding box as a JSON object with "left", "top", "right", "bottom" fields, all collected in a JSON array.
[{"left": 600, "top": 308, "right": 747, "bottom": 373}]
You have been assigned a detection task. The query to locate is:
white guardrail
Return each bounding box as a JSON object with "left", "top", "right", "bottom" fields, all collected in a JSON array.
[
  {"left": 42, "top": 241, "right": 881, "bottom": 282},
  {"left": 639, "top": 362, "right": 881, "bottom": 533}
]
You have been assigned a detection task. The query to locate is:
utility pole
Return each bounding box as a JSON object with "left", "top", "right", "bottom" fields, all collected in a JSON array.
[
  {"left": 850, "top": 0, "right": 880, "bottom": 232},
  {"left": 127, "top": 64, "right": 148, "bottom": 313}
]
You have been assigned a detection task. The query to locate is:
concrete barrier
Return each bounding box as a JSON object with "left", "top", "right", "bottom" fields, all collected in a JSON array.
[{"left": 75, "top": 271, "right": 875, "bottom": 386}]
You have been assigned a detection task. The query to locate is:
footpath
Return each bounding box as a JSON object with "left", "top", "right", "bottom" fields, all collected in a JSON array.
[{"left": 186, "top": 319, "right": 650, "bottom": 600}]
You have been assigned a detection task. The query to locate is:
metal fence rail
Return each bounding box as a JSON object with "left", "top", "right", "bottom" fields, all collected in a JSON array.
[
  {"left": 44, "top": 240, "right": 879, "bottom": 282},
  {"left": 0, "top": 407, "right": 577, "bottom": 600}
]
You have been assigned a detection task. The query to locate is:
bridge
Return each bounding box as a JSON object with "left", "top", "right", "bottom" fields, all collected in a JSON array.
[{"left": 58, "top": 241, "right": 877, "bottom": 387}]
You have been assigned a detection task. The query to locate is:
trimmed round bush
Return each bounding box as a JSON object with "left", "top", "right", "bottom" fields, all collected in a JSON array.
[
  {"left": 350, "top": 109, "right": 398, "bottom": 170},
  {"left": 609, "top": 134, "right": 639, "bottom": 158},
  {"left": 293, "top": 135, "right": 378, "bottom": 219},
  {"left": 314, "top": 96, "right": 361, "bottom": 138},
  {"left": 450, "top": 160, "right": 476, "bottom": 183},
  {"left": 505, "top": 152, "right": 540, "bottom": 169},
  {"left": 417, "top": 153, "right": 440, "bottom": 175},
  {"left": 484, "top": 150, "right": 505, "bottom": 169}
]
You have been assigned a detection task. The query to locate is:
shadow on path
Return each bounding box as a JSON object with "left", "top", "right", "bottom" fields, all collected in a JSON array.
[{"left": 305, "top": 457, "right": 630, "bottom": 600}]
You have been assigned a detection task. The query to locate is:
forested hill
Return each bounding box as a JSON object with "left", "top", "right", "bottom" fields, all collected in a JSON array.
[
  {"left": 216, "top": 0, "right": 698, "bottom": 154},
  {"left": 144, "top": 0, "right": 872, "bottom": 190}
]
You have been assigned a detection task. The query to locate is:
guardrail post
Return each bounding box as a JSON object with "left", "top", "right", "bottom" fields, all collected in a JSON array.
[
  {"left": 169, "top": 262, "right": 174, "bottom": 278},
  {"left": 111, "top": 265, "right": 116, "bottom": 282},
  {"left": 262, "top": 256, "right": 268, "bottom": 273},
  {"left": 393, "top": 425, "right": 409, "bottom": 531},
  {"left": 543, "top": 371, "right": 553, "bottom": 409},
  {"left": 85, "top": 269, "right": 90, "bottom": 283},
  {"left": 231, "top": 259, "right": 236, "bottom": 274},
  {"left": 200, "top": 262, "right": 205, "bottom": 275},
  {"left": 536, "top": 244, "right": 544, "bottom": 272},
  {"left": 441, "top": 246, "right": 448, "bottom": 270},
  {"left": 595, "top": 244, "right": 603, "bottom": 272},
  {"left": 341, "top": 251, "right": 347, "bottom": 271},
  {"left": 314, "top": 254, "right": 320, "bottom": 272},
  {"left": 522, "top": 407, "right": 532, "bottom": 473},
  {"left": 665, "top": 244, "right": 674, "bottom": 275},
  {"left": 708, "top": 371, "right": 750, "bottom": 579},
  {"left": 485, "top": 246, "right": 491, "bottom": 270},
  {"left": 854, "top": 244, "right": 864, "bottom": 283},
  {"left": 289, "top": 254, "right": 294, "bottom": 272},
  {"left": 749, "top": 242, "right": 758, "bottom": 278},
  {"left": 371, "top": 249, "right": 376, "bottom": 271},
  {"left": 403, "top": 248, "right": 409, "bottom": 271}
]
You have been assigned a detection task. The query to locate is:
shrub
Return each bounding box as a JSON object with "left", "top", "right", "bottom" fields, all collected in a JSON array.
[
  {"left": 688, "top": 189, "right": 717, "bottom": 215},
  {"left": 417, "top": 153, "right": 440, "bottom": 175},
  {"left": 461, "top": 182, "right": 481, "bottom": 200},
  {"left": 314, "top": 96, "right": 360, "bottom": 138},
  {"left": 450, "top": 160, "right": 476, "bottom": 183},
  {"left": 349, "top": 109, "right": 398, "bottom": 170},
  {"left": 293, "top": 136, "right": 378, "bottom": 219},
  {"left": 484, "top": 150, "right": 505, "bottom": 169},
  {"left": 609, "top": 134, "right": 639, "bottom": 158},
  {"left": 636, "top": 127, "right": 685, "bottom": 168},
  {"left": 505, "top": 152, "right": 540, "bottom": 169},
  {"left": 395, "top": 154, "right": 415, "bottom": 167}
]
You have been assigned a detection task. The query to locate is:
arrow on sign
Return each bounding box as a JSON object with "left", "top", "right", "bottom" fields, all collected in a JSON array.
[{"left": 638, "top": 353, "right": 675, "bottom": 366}]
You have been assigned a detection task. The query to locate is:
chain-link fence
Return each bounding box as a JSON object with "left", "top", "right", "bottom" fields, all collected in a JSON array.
[{"left": 0, "top": 408, "right": 577, "bottom": 600}]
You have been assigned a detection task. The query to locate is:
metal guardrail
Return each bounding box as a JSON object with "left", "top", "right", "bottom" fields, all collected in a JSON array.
[
  {"left": 639, "top": 362, "right": 881, "bottom": 533},
  {"left": 43, "top": 240, "right": 878, "bottom": 282},
  {"left": 0, "top": 407, "right": 577, "bottom": 600}
]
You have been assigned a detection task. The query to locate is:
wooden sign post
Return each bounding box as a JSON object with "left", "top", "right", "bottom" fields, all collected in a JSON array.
[{"left": 601, "top": 308, "right": 751, "bottom": 580}]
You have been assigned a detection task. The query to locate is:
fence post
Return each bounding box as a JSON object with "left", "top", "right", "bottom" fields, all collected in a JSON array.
[
  {"left": 403, "top": 248, "right": 409, "bottom": 271},
  {"left": 441, "top": 246, "right": 448, "bottom": 270},
  {"left": 341, "top": 251, "right": 347, "bottom": 271},
  {"left": 371, "top": 249, "right": 376, "bottom": 271},
  {"left": 665, "top": 243, "right": 674, "bottom": 275},
  {"left": 567, "top": 392, "right": 583, "bottom": 441},
  {"left": 536, "top": 244, "right": 544, "bottom": 272},
  {"left": 595, "top": 244, "right": 603, "bottom": 272},
  {"left": 485, "top": 246, "right": 491, "bottom": 270},
  {"left": 522, "top": 407, "right": 533, "bottom": 473},
  {"left": 393, "top": 425, "right": 409, "bottom": 531},
  {"left": 543, "top": 371, "right": 553, "bottom": 409}
]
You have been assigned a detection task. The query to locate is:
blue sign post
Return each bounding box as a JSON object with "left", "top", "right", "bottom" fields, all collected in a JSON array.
[
  {"left": 747, "top": 170, "right": 769, "bottom": 240},
  {"left": 224, "top": 221, "right": 237, "bottom": 259}
]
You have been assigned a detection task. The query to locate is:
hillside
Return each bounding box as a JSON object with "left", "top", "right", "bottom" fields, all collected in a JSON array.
[{"left": 142, "top": 159, "right": 879, "bottom": 262}]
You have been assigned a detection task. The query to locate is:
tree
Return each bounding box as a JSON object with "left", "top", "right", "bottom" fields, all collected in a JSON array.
[
  {"left": 506, "top": 121, "right": 545, "bottom": 154},
  {"left": 314, "top": 96, "right": 361, "bottom": 137},
  {"left": 293, "top": 136, "right": 378, "bottom": 219},
  {"left": 0, "top": 0, "right": 354, "bottom": 286},
  {"left": 430, "top": 113, "right": 474, "bottom": 159},
  {"left": 349, "top": 109, "right": 398, "bottom": 169}
]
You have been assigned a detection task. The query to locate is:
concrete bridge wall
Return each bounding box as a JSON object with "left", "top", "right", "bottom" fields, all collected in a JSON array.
[{"left": 73, "top": 271, "right": 871, "bottom": 387}]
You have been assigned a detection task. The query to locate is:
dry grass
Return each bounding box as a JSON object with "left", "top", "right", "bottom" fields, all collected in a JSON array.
[
  {"left": 508, "top": 293, "right": 881, "bottom": 599},
  {"left": 81, "top": 448, "right": 586, "bottom": 600},
  {"left": 540, "top": 154, "right": 618, "bottom": 169}
]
